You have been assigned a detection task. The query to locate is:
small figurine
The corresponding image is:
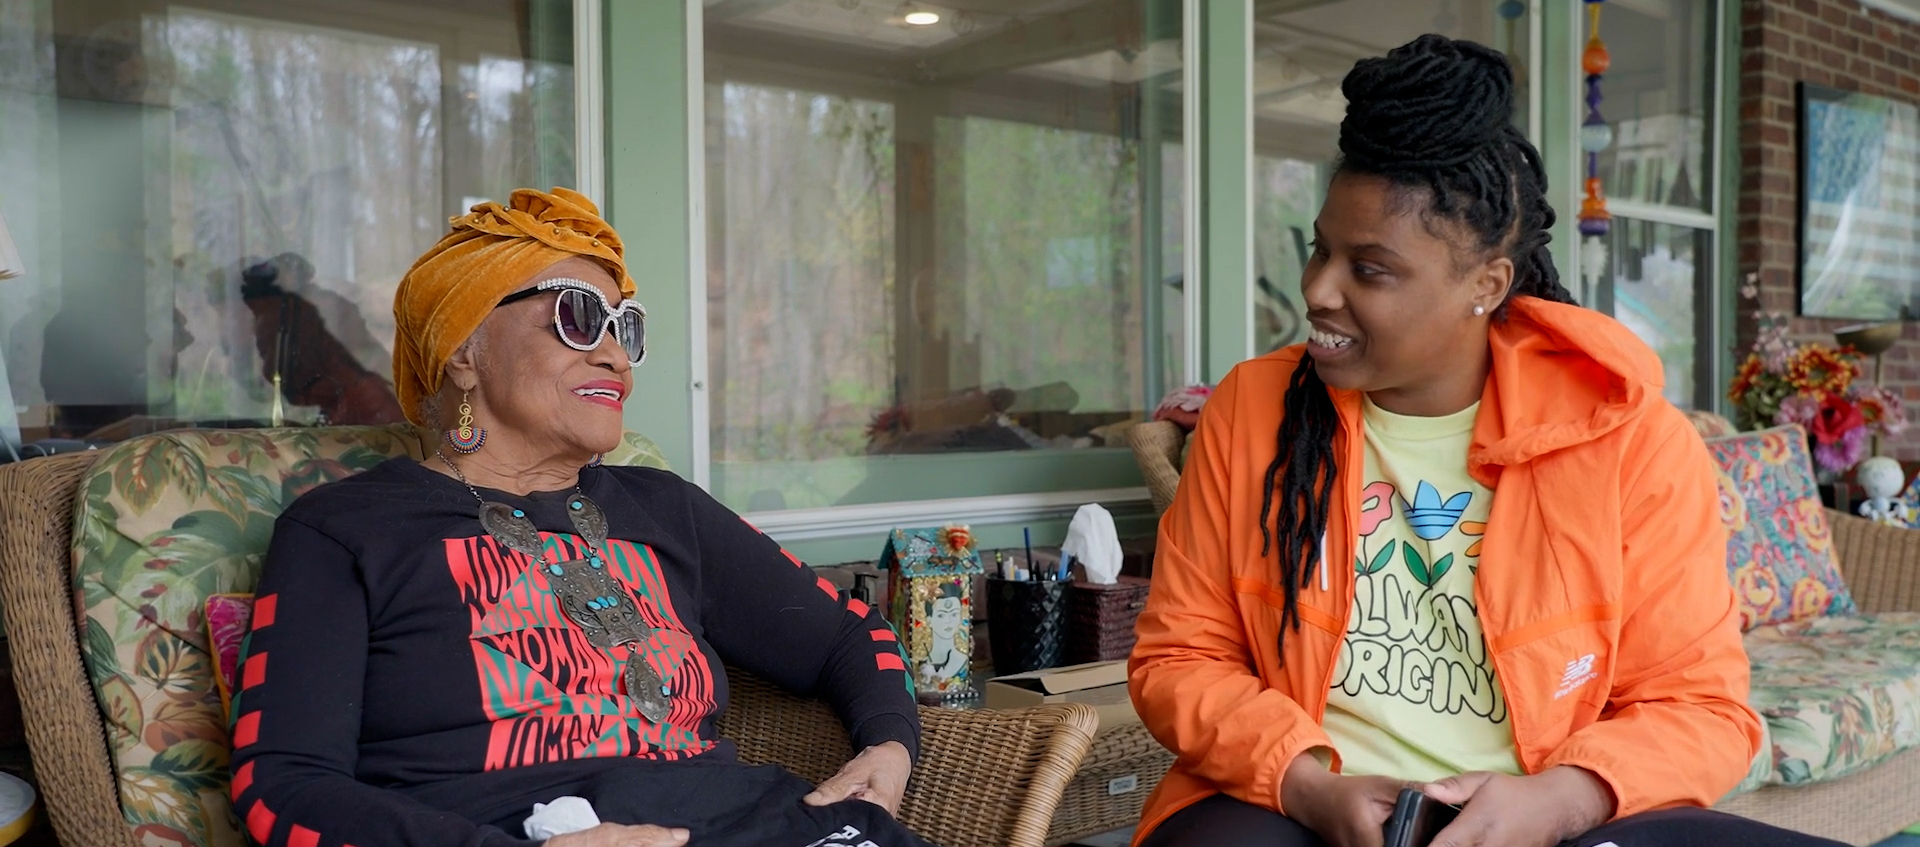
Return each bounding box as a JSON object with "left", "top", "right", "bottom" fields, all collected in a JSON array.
[{"left": 1856, "top": 456, "right": 1912, "bottom": 527}]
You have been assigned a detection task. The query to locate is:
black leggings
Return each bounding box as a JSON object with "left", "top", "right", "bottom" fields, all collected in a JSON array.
[{"left": 1139, "top": 793, "right": 1848, "bottom": 847}]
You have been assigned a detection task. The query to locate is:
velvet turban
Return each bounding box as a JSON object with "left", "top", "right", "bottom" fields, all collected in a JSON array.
[{"left": 392, "top": 188, "right": 635, "bottom": 425}]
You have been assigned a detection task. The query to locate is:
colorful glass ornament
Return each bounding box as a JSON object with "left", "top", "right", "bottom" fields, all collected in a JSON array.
[{"left": 1578, "top": 0, "right": 1613, "bottom": 293}]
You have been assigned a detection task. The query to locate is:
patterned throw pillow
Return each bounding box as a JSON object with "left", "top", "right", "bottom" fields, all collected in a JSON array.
[
  {"left": 205, "top": 594, "right": 255, "bottom": 721},
  {"left": 1683, "top": 408, "right": 1738, "bottom": 440},
  {"left": 1703, "top": 425, "right": 1857, "bottom": 629}
]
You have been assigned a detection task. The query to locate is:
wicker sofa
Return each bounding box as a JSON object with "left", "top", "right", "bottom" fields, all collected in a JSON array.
[
  {"left": 0, "top": 425, "right": 1098, "bottom": 847},
  {"left": 1128, "top": 419, "right": 1920, "bottom": 846}
]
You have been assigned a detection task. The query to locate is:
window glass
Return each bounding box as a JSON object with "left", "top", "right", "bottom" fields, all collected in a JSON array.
[
  {"left": 0, "top": 0, "right": 575, "bottom": 457},
  {"left": 705, "top": 0, "right": 1185, "bottom": 511},
  {"left": 1593, "top": 0, "right": 1715, "bottom": 213},
  {"left": 1606, "top": 221, "right": 1711, "bottom": 405},
  {"left": 1586, "top": 0, "right": 1720, "bottom": 408}
]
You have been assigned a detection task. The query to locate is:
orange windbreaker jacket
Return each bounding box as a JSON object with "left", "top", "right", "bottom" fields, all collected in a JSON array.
[{"left": 1128, "top": 297, "right": 1762, "bottom": 840}]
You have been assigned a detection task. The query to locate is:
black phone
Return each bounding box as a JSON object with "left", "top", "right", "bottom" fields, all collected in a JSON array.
[{"left": 1381, "top": 787, "right": 1460, "bottom": 847}]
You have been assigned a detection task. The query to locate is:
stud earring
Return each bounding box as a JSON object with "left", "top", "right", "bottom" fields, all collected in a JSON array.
[
  {"left": 444, "top": 391, "right": 487, "bottom": 454},
  {"left": 1473, "top": 305, "right": 1486, "bottom": 316}
]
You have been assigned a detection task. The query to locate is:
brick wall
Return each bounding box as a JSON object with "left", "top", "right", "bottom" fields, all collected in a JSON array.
[{"left": 1738, "top": 0, "right": 1920, "bottom": 458}]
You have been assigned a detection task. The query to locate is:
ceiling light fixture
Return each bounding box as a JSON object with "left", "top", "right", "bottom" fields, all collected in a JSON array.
[{"left": 904, "top": 10, "right": 941, "bottom": 25}]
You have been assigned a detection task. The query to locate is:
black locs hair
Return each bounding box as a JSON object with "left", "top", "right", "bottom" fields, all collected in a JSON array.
[{"left": 1261, "top": 35, "right": 1581, "bottom": 661}]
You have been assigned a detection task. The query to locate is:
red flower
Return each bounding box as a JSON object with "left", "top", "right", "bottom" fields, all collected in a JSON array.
[{"left": 1808, "top": 394, "right": 1866, "bottom": 446}]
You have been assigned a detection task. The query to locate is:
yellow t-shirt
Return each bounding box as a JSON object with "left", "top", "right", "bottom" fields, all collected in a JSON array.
[{"left": 1322, "top": 397, "right": 1522, "bottom": 781}]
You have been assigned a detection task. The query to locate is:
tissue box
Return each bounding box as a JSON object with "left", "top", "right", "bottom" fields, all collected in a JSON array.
[
  {"left": 983, "top": 661, "right": 1173, "bottom": 846},
  {"left": 1064, "top": 576, "right": 1151, "bottom": 664}
]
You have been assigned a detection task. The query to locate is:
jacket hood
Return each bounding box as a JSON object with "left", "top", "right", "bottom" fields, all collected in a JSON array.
[{"left": 1463, "top": 296, "right": 1667, "bottom": 482}]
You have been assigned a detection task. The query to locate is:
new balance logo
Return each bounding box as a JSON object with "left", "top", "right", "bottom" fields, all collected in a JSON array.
[
  {"left": 1554, "top": 653, "right": 1597, "bottom": 700},
  {"left": 805, "top": 825, "right": 880, "bottom": 847}
]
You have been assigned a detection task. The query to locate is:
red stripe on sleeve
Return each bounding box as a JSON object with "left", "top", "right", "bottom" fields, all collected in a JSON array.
[
  {"left": 869, "top": 628, "right": 896, "bottom": 642},
  {"left": 251, "top": 594, "right": 278, "bottom": 629},
  {"left": 242, "top": 652, "right": 269, "bottom": 690},
  {"left": 847, "top": 598, "right": 870, "bottom": 618},
  {"left": 289, "top": 824, "right": 321, "bottom": 847},
  {"left": 782, "top": 548, "right": 805, "bottom": 567},
  {"left": 875, "top": 652, "right": 905, "bottom": 672},
  {"left": 245, "top": 800, "right": 277, "bottom": 844},
  {"left": 230, "top": 761, "right": 254, "bottom": 800},
  {"left": 814, "top": 576, "right": 839, "bottom": 599},
  {"left": 233, "top": 711, "right": 261, "bottom": 748}
]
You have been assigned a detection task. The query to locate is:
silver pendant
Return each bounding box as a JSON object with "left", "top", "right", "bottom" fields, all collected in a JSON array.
[
  {"left": 475, "top": 495, "right": 675, "bottom": 723},
  {"left": 543, "top": 555, "right": 653, "bottom": 649},
  {"left": 625, "top": 656, "right": 672, "bottom": 723}
]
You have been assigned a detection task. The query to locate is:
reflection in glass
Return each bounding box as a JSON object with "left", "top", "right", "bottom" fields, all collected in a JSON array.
[
  {"left": 0, "top": 0, "right": 575, "bottom": 452},
  {"left": 1593, "top": 0, "right": 1714, "bottom": 212},
  {"left": 1606, "top": 220, "right": 1711, "bottom": 406},
  {"left": 1251, "top": 0, "right": 1531, "bottom": 353},
  {"left": 705, "top": 0, "right": 1185, "bottom": 510}
]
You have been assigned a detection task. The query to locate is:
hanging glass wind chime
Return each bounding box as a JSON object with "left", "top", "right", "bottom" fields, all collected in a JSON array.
[{"left": 1578, "top": 0, "right": 1613, "bottom": 296}]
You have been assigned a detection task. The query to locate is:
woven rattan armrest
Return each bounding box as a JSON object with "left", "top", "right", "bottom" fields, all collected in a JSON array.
[
  {"left": 719, "top": 670, "right": 1097, "bottom": 847},
  {"left": 1828, "top": 509, "right": 1920, "bottom": 613},
  {"left": 1127, "top": 421, "right": 1185, "bottom": 517},
  {"left": 0, "top": 452, "right": 137, "bottom": 847}
]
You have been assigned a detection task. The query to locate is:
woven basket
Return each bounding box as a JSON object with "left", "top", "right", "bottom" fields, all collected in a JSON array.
[
  {"left": 1064, "top": 576, "right": 1150, "bottom": 664},
  {"left": 1044, "top": 721, "right": 1174, "bottom": 846}
]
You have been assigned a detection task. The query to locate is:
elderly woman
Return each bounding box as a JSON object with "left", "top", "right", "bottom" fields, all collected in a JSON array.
[{"left": 229, "top": 189, "right": 934, "bottom": 847}]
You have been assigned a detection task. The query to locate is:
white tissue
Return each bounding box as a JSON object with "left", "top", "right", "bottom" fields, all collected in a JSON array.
[
  {"left": 524, "top": 796, "right": 601, "bottom": 840},
  {"left": 1061, "top": 503, "right": 1123, "bottom": 585}
]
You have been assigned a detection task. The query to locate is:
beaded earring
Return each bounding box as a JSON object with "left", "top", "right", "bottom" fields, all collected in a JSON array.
[
  {"left": 587, "top": 454, "right": 603, "bottom": 468},
  {"left": 445, "top": 392, "right": 487, "bottom": 454}
]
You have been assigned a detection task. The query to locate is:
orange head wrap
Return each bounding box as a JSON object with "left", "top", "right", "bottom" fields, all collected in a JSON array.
[{"left": 392, "top": 187, "right": 636, "bottom": 425}]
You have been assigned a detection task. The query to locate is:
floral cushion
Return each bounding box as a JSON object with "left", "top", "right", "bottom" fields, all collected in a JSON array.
[
  {"left": 71, "top": 426, "right": 669, "bottom": 847},
  {"left": 1683, "top": 408, "right": 1739, "bottom": 440},
  {"left": 1704, "top": 425, "right": 1857, "bottom": 629},
  {"left": 1744, "top": 613, "right": 1920, "bottom": 786}
]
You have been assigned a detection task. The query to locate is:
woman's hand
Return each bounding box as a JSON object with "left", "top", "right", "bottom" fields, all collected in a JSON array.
[
  {"left": 803, "top": 741, "right": 913, "bottom": 816},
  {"left": 1278, "top": 753, "right": 1403, "bottom": 847},
  {"left": 1421, "top": 767, "right": 1617, "bottom": 847},
  {"left": 545, "top": 823, "right": 689, "bottom": 847}
]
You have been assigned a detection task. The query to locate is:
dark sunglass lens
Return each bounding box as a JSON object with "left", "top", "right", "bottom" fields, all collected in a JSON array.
[
  {"left": 555, "top": 290, "right": 602, "bottom": 347},
  {"left": 617, "top": 312, "right": 646, "bottom": 362}
]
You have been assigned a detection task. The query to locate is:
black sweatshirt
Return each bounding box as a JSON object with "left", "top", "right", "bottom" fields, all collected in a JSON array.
[{"left": 227, "top": 459, "right": 918, "bottom": 847}]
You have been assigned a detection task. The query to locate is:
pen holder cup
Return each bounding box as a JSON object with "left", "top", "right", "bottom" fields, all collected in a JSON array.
[{"left": 986, "top": 576, "right": 1066, "bottom": 674}]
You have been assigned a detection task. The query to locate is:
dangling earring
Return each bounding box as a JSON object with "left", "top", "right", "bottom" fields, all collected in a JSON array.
[
  {"left": 445, "top": 392, "right": 487, "bottom": 454},
  {"left": 587, "top": 454, "right": 603, "bottom": 468},
  {"left": 1473, "top": 304, "right": 1486, "bottom": 316}
]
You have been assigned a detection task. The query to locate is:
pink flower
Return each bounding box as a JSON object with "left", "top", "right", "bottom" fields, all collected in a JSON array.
[
  {"left": 1813, "top": 426, "right": 1869, "bottom": 476},
  {"left": 1852, "top": 384, "right": 1909, "bottom": 437},
  {"left": 1775, "top": 394, "right": 1822, "bottom": 428},
  {"left": 1357, "top": 482, "right": 1396, "bottom": 537}
]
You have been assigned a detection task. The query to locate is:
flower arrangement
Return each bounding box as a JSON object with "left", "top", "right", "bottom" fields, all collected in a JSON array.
[{"left": 1728, "top": 276, "right": 1907, "bottom": 476}]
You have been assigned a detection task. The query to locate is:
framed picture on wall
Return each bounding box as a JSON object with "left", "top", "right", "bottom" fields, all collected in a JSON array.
[{"left": 1797, "top": 83, "right": 1920, "bottom": 321}]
